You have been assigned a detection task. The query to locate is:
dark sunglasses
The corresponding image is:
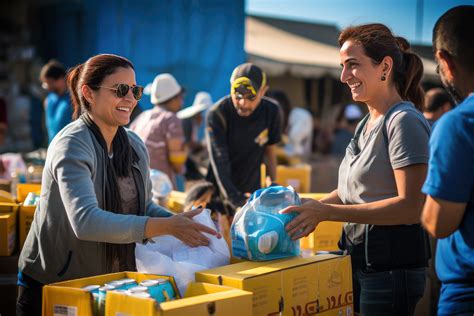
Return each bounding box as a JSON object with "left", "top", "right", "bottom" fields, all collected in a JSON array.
[
  {"left": 234, "top": 85, "right": 257, "bottom": 101},
  {"left": 94, "top": 84, "right": 144, "bottom": 101}
]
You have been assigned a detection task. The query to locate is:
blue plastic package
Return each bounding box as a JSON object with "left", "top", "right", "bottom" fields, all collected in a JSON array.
[{"left": 231, "top": 186, "right": 301, "bottom": 261}]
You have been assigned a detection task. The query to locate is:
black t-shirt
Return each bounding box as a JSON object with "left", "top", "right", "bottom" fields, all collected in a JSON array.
[{"left": 206, "top": 96, "right": 282, "bottom": 208}]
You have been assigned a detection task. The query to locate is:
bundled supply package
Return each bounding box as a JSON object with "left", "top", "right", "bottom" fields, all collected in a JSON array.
[
  {"left": 135, "top": 209, "right": 230, "bottom": 295},
  {"left": 231, "top": 186, "right": 301, "bottom": 261}
]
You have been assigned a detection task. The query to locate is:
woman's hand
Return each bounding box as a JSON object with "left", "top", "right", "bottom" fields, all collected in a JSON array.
[
  {"left": 280, "top": 198, "right": 330, "bottom": 240},
  {"left": 146, "top": 207, "right": 221, "bottom": 247}
]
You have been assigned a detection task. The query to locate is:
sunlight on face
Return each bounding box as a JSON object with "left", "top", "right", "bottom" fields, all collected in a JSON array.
[
  {"left": 90, "top": 67, "right": 138, "bottom": 129},
  {"left": 340, "top": 40, "right": 384, "bottom": 104}
]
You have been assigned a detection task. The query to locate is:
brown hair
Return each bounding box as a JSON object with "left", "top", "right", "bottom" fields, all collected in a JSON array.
[
  {"left": 40, "top": 59, "right": 66, "bottom": 81},
  {"left": 339, "top": 23, "right": 424, "bottom": 111},
  {"left": 67, "top": 54, "right": 134, "bottom": 120}
]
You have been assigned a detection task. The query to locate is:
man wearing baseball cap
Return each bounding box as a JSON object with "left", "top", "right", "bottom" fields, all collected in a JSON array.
[
  {"left": 206, "top": 63, "right": 282, "bottom": 214},
  {"left": 131, "top": 73, "right": 186, "bottom": 189}
]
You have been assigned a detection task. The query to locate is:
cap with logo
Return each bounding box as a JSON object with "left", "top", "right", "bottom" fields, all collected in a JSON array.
[
  {"left": 230, "top": 63, "right": 267, "bottom": 100},
  {"left": 149, "top": 73, "right": 184, "bottom": 105}
]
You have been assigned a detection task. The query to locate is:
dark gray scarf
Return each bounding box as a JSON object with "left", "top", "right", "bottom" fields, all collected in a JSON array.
[{"left": 81, "top": 112, "right": 139, "bottom": 272}]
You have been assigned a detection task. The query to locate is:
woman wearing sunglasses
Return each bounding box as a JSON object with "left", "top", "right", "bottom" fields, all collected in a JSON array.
[
  {"left": 17, "top": 54, "right": 220, "bottom": 316},
  {"left": 281, "top": 24, "right": 431, "bottom": 315}
]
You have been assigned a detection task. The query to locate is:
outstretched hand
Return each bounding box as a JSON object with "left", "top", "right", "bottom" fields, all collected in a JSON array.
[{"left": 167, "top": 207, "right": 222, "bottom": 247}]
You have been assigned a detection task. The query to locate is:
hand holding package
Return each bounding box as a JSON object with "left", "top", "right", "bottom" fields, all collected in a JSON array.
[{"left": 231, "top": 186, "right": 301, "bottom": 261}]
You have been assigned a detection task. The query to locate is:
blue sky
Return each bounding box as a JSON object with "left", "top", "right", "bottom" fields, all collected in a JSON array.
[{"left": 246, "top": 0, "right": 472, "bottom": 45}]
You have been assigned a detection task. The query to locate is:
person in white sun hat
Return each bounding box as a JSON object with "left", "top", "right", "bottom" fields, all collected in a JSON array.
[
  {"left": 178, "top": 92, "right": 213, "bottom": 180},
  {"left": 130, "top": 74, "right": 186, "bottom": 189},
  {"left": 177, "top": 91, "right": 213, "bottom": 121}
]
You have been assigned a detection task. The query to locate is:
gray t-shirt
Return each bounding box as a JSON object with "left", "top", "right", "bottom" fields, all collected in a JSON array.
[{"left": 337, "top": 102, "right": 431, "bottom": 246}]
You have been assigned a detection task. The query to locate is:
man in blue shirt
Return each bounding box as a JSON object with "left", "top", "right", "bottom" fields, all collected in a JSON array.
[
  {"left": 421, "top": 5, "right": 474, "bottom": 315},
  {"left": 40, "top": 59, "right": 72, "bottom": 143}
]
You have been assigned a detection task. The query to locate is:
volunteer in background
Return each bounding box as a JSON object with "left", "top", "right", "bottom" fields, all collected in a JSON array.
[
  {"left": 17, "top": 54, "right": 220, "bottom": 316},
  {"left": 130, "top": 73, "right": 186, "bottom": 190},
  {"left": 178, "top": 91, "right": 213, "bottom": 180},
  {"left": 422, "top": 87, "right": 454, "bottom": 127},
  {"left": 266, "top": 90, "right": 313, "bottom": 161},
  {"left": 39, "top": 59, "right": 72, "bottom": 143},
  {"left": 205, "top": 63, "right": 282, "bottom": 215},
  {"left": 330, "top": 103, "right": 364, "bottom": 156},
  {"left": 282, "top": 24, "right": 431, "bottom": 315}
]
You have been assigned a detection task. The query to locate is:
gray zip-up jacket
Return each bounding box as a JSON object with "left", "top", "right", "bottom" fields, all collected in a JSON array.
[{"left": 18, "top": 119, "right": 173, "bottom": 284}]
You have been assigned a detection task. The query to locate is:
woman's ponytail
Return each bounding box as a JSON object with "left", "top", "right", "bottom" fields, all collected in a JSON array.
[
  {"left": 397, "top": 51, "right": 424, "bottom": 111},
  {"left": 67, "top": 63, "right": 85, "bottom": 120}
]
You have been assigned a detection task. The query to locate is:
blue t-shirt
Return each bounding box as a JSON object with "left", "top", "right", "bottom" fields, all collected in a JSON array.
[
  {"left": 45, "top": 92, "right": 72, "bottom": 143},
  {"left": 422, "top": 94, "right": 474, "bottom": 315}
]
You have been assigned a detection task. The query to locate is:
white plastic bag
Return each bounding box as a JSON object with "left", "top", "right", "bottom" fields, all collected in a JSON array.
[{"left": 135, "top": 209, "right": 230, "bottom": 295}]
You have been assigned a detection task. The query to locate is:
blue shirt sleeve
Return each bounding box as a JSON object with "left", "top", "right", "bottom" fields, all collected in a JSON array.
[
  {"left": 422, "top": 112, "right": 474, "bottom": 202},
  {"left": 57, "top": 98, "right": 73, "bottom": 130}
]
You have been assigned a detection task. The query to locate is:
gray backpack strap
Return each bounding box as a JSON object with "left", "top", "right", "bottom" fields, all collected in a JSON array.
[{"left": 382, "top": 102, "right": 418, "bottom": 144}]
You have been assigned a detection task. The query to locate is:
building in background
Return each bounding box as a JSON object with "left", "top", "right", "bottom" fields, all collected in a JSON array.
[{"left": 245, "top": 15, "right": 440, "bottom": 119}]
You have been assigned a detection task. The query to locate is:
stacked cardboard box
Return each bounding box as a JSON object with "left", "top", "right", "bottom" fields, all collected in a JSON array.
[
  {"left": 196, "top": 254, "right": 353, "bottom": 316},
  {"left": 43, "top": 272, "right": 253, "bottom": 316}
]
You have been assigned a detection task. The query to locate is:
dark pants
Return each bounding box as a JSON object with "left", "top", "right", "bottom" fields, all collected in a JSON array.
[
  {"left": 352, "top": 267, "right": 426, "bottom": 316},
  {"left": 16, "top": 275, "right": 43, "bottom": 316}
]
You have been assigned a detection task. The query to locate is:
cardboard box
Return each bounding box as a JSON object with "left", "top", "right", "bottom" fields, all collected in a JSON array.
[
  {"left": 43, "top": 272, "right": 178, "bottom": 316},
  {"left": 16, "top": 183, "right": 41, "bottom": 248},
  {"left": 196, "top": 254, "right": 353, "bottom": 315},
  {"left": 16, "top": 183, "right": 41, "bottom": 202},
  {"left": 300, "top": 221, "right": 344, "bottom": 253},
  {"left": 167, "top": 190, "right": 186, "bottom": 213},
  {"left": 0, "top": 189, "right": 14, "bottom": 203},
  {"left": 0, "top": 202, "right": 20, "bottom": 256},
  {"left": 297, "top": 193, "right": 344, "bottom": 253},
  {"left": 43, "top": 272, "right": 252, "bottom": 316},
  {"left": 276, "top": 164, "right": 312, "bottom": 193},
  {"left": 108, "top": 282, "right": 252, "bottom": 316},
  {"left": 299, "top": 193, "right": 328, "bottom": 201}
]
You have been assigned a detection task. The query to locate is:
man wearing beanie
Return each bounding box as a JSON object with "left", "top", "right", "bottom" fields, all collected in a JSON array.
[{"left": 205, "top": 63, "right": 282, "bottom": 215}]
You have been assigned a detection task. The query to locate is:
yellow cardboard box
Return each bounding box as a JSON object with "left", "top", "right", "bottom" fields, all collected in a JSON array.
[
  {"left": 167, "top": 190, "right": 186, "bottom": 213},
  {"left": 16, "top": 183, "right": 41, "bottom": 202},
  {"left": 0, "top": 189, "right": 14, "bottom": 203},
  {"left": 276, "top": 164, "right": 312, "bottom": 193},
  {"left": 196, "top": 254, "right": 353, "bottom": 316},
  {"left": 43, "top": 272, "right": 252, "bottom": 316},
  {"left": 300, "top": 221, "right": 344, "bottom": 253},
  {"left": 108, "top": 282, "right": 252, "bottom": 316},
  {"left": 16, "top": 183, "right": 41, "bottom": 248},
  {"left": 0, "top": 202, "right": 20, "bottom": 256},
  {"left": 297, "top": 193, "right": 344, "bottom": 253},
  {"left": 299, "top": 193, "right": 328, "bottom": 201},
  {"left": 44, "top": 272, "right": 178, "bottom": 316}
]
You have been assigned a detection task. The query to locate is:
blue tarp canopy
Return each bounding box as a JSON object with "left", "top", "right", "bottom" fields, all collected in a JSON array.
[{"left": 37, "top": 0, "right": 245, "bottom": 109}]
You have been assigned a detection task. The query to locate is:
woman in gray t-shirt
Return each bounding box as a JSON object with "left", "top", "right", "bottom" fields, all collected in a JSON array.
[{"left": 282, "top": 24, "right": 431, "bottom": 316}]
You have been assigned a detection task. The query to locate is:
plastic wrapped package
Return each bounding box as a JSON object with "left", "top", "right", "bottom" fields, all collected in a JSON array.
[
  {"left": 149, "top": 169, "right": 173, "bottom": 205},
  {"left": 135, "top": 209, "right": 230, "bottom": 295},
  {"left": 231, "top": 186, "right": 301, "bottom": 261}
]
